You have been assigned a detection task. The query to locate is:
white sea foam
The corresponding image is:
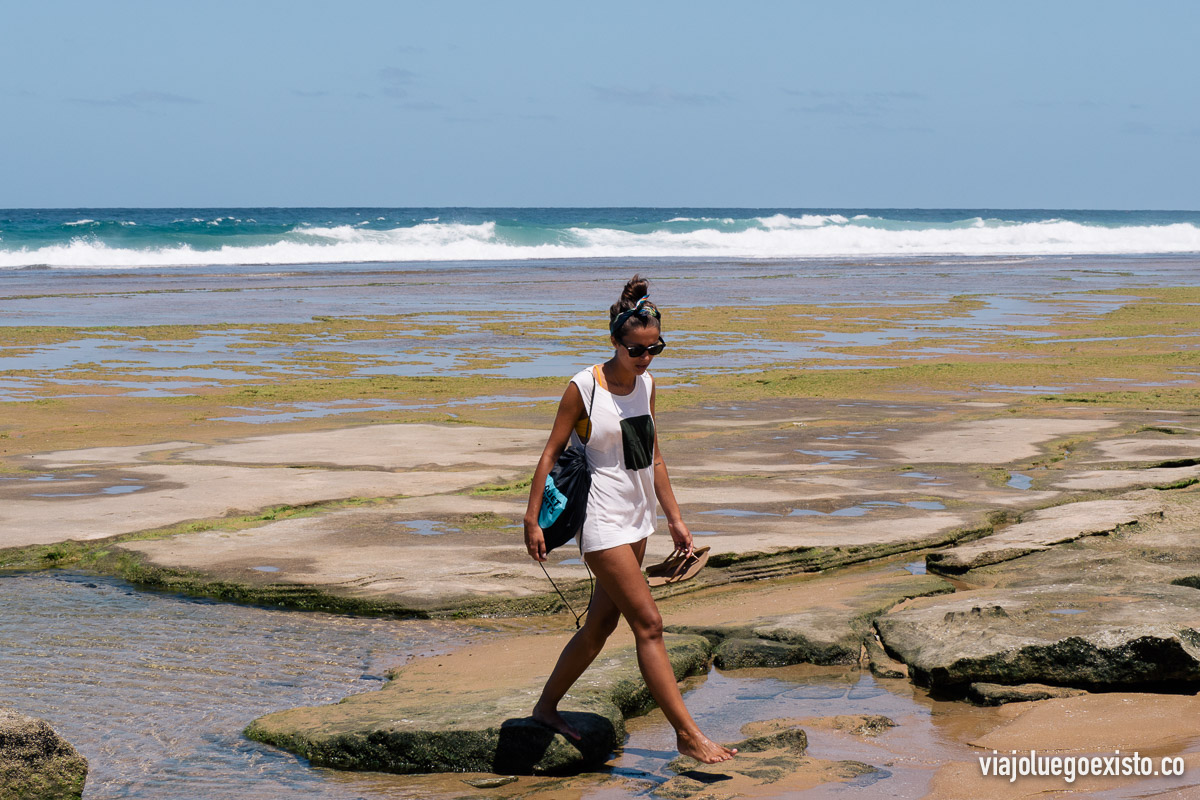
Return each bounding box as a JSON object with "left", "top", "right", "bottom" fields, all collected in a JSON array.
[
  {"left": 758, "top": 213, "right": 849, "bottom": 228},
  {"left": 63, "top": 219, "right": 97, "bottom": 227},
  {"left": 2, "top": 217, "right": 1199, "bottom": 268}
]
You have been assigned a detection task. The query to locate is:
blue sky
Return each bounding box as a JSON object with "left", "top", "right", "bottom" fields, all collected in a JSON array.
[{"left": 2, "top": 1, "right": 1197, "bottom": 208}]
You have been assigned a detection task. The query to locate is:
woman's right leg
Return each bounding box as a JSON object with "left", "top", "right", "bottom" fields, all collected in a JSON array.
[
  {"left": 532, "top": 578, "right": 622, "bottom": 740},
  {"left": 586, "top": 541, "right": 735, "bottom": 764}
]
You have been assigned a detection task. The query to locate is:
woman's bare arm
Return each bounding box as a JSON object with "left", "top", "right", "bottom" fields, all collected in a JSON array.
[
  {"left": 523, "top": 381, "right": 586, "bottom": 562},
  {"left": 650, "top": 382, "right": 693, "bottom": 556}
]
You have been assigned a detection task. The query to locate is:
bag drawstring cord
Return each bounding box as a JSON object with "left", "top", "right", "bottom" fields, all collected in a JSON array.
[{"left": 539, "top": 560, "right": 594, "bottom": 629}]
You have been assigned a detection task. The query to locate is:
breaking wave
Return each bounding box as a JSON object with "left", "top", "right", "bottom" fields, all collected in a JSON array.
[{"left": 2, "top": 214, "right": 1199, "bottom": 269}]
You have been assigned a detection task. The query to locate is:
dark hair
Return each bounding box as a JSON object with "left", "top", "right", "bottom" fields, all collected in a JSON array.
[{"left": 609, "top": 274, "right": 660, "bottom": 337}]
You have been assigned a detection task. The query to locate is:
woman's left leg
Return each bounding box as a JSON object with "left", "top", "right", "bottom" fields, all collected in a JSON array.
[{"left": 586, "top": 540, "right": 735, "bottom": 763}]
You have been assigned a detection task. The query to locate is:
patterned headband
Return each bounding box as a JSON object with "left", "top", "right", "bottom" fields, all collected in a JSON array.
[{"left": 610, "top": 296, "right": 661, "bottom": 335}]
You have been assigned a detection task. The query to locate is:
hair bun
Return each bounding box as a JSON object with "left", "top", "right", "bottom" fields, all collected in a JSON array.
[
  {"left": 609, "top": 274, "right": 661, "bottom": 335},
  {"left": 618, "top": 274, "right": 649, "bottom": 308}
]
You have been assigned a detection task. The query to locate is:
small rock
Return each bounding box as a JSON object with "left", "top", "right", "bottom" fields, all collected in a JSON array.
[
  {"left": 863, "top": 636, "right": 907, "bottom": 679},
  {"left": 829, "top": 715, "right": 897, "bottom": 737},
  {"left": 463, "top": 775, "right": 519, "bottom": 788},
  {"left": 712, "top": 637, "right": 802, "bottom": 669},
  {"left": 652, "top": 775, "right": 710, "bottom": 799},
  {"left": 0, "top": 708, "right": 88, "bottom": 800},
  {"left": 967, "top": 682, "right": 1086, "bottom": 706},
  {"left": 876, "top": 583, "right": 1200, "bottom": 689}
]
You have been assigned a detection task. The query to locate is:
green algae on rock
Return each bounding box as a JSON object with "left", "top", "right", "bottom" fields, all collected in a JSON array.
[
  {"left": 669, "top": 572, "right": 953, "bottom": 669},
  {"left": 246, "top": 634, "right": 712, "bottom": 775},
  {"left": 0, "top": 708, "right": 88, "bottom": 800}
]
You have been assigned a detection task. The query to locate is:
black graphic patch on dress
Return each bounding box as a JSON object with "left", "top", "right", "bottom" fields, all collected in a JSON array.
[{"left": 620, "top": 414, "right": 655, "bottom": 471}]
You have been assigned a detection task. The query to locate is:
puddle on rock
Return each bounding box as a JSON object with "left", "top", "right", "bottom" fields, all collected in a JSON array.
[
  {"left": 394, "top": 519, "right": 456, "bottom": 536},
  {"left": 216, "top": 395, "right": 558, "bottom": 424},
  {"left": 790, "top": 501, "right": 946, "bottom": 518},
  {"left": 817, "top": 431, "right": 881, "bottom": 441},
  {"left": 697, "top": 509, "right": 781, "bottom": 518},
  {"left": 1007, "top": 472, "right": 1034, "bottom": 490},
  {"left": 29, "top": 484, "right": 146, "bottom": 498},
  {"left": 796, "top": 449, "right": 874, "bottom": 462}
]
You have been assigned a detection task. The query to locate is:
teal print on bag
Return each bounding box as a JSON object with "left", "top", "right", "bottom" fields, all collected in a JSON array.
[{"left": 540, "top": 476, "right": 568, "bottom": 528}]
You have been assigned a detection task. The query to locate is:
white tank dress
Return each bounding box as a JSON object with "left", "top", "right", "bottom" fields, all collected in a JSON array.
[{"left": 569, "top": 366, "right": 657, "bottom": 554}]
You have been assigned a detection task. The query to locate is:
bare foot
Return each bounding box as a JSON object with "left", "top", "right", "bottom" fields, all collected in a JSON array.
[
  {"left": 531, "top": 702, "right": 582, "bottom": 741},
  {"left": 677, "top": 730, "right": 737, "bottom": 764}
]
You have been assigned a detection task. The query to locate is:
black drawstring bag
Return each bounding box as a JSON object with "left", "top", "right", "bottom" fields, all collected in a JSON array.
[{"left": 538, "top": 373, "right": 597, "bottom": 552}]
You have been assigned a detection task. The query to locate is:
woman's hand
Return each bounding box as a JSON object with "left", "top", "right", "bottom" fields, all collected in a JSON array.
[
  {"left": 524, "top": 515, "right": 548, "bottom": 562},
  {"left": 667, "top": 519, "right": 693, "bottom": 558}
]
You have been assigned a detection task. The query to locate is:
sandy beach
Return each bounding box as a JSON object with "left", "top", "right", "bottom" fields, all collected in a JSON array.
[{"left": 3, "top": 256, "right": 1200, "bottom": 798}]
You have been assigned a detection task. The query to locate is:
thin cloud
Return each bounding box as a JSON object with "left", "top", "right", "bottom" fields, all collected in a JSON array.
[
  {"left": 838, "top": 120, "right": 935, "bottom": 134},
  {"left": 792, "top": 100, "right": 878, "bottom": 118},
  {"left": 401, "top": 101, "right": 443, "bottom": 112},
  {"left": 1120, "top": 121, "right": 1159, "bottom": 136},
  {"left": 783, "top": 89, "right": 923, "bottom": 117},
  {"left": 68, "top": 90, "right": 201, "bottom": 108},
  {"left": 444, "top": 114, "right": 495, "bottom": 124},
  {"left": 378, "top": 67, "right": 420, "bottom": 100},
  {"left": 1017, "top": 98, "right": 1108, "bottom": 111},
  {"left": 379, "top": 67, "right": 419, "bottom": 85},
  {"left": 784, "top": 89, "right": 924, "bottom": 101},
  {"left": 590, "top": 85, "right": 731, "bottom": 108}
]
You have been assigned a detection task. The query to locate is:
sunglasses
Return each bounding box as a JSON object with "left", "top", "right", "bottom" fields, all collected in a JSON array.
[{"left": 621, "top": 337, "right": 666, "bottom": 358}]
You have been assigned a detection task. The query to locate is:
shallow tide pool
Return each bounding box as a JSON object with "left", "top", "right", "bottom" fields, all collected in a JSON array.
[{"left": 0, "top": 572, "right": 481, "bottom": 799}]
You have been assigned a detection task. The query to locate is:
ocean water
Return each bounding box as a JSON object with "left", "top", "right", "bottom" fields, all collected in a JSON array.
[{"left": 1, "top": 208, "right": 1199, "bottom": 269}]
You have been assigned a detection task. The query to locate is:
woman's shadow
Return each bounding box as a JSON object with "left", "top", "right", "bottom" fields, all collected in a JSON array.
[{"left": 495, "top": 712, "right": 617, "bottom": 774}]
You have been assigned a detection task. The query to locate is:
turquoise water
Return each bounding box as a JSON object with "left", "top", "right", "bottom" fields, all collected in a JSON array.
[{"left": 2, "top": 208, "right": 1199, "bottom": 268}]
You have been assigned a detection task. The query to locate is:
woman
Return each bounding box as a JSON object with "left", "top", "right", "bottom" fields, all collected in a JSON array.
[{"left": 523, "top": 275, "right": 736, "bottom": 764}]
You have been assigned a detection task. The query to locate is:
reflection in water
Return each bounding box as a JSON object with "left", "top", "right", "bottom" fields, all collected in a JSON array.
[
  {"left": 605, "top": 667, "right": 946, "bottom": 798},
  {"left": 0, "top": 572, "right": 477, "bottom": 799}
]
